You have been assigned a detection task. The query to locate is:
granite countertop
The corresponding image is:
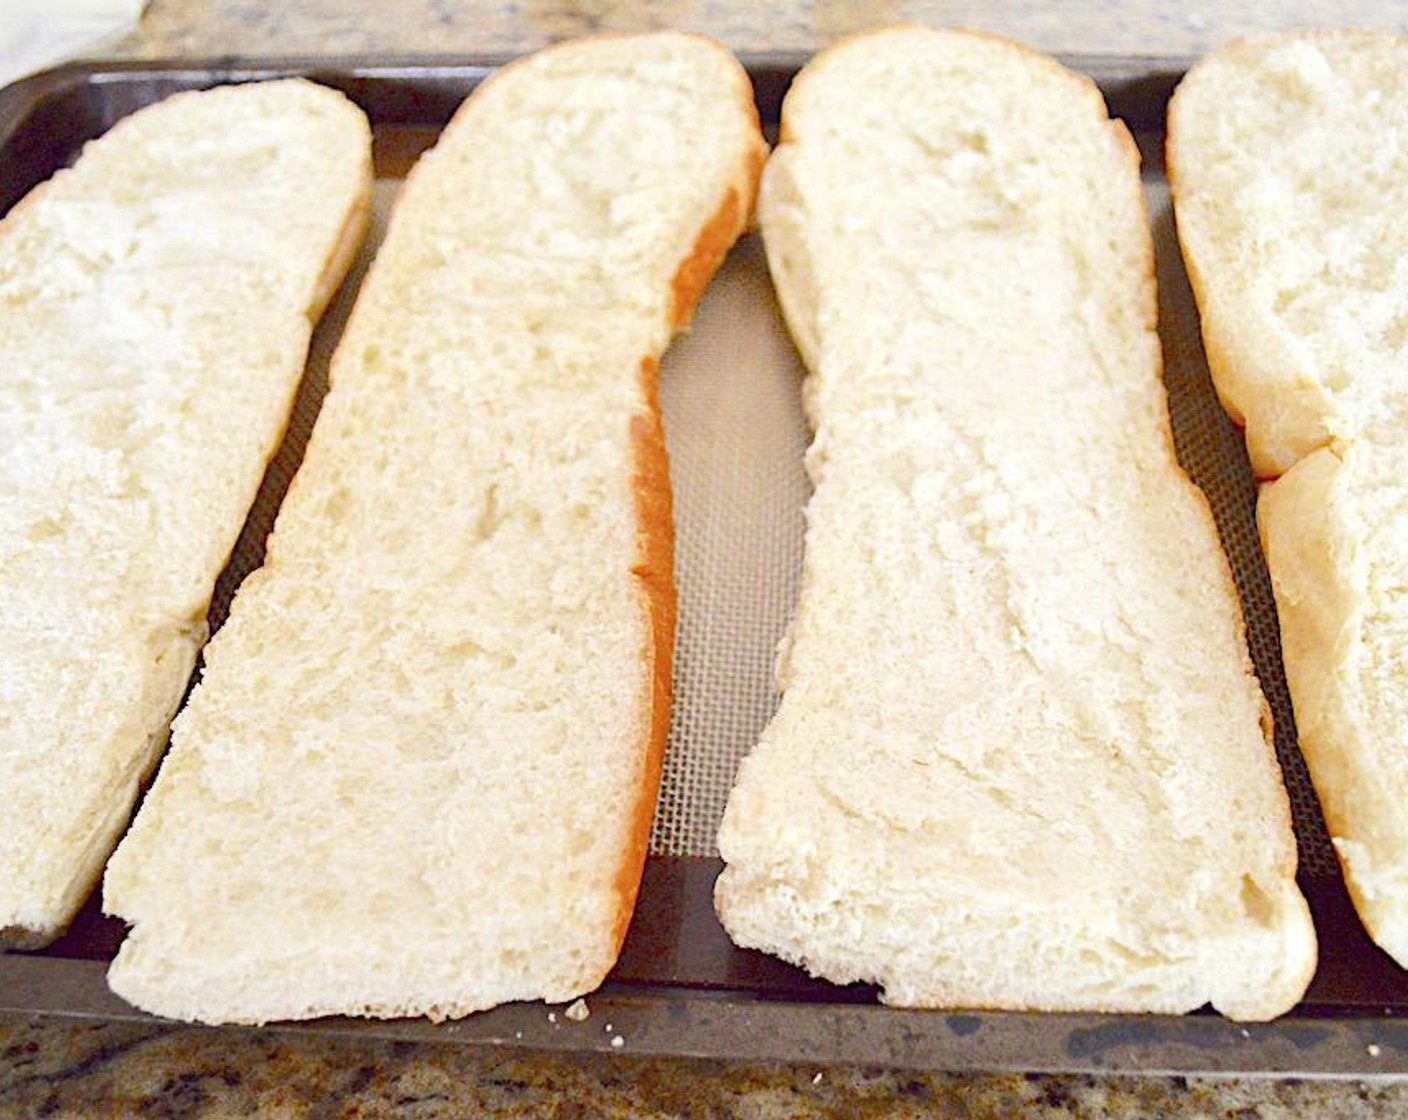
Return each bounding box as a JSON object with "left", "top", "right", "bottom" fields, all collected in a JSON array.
[
  {"left": 93, "top": 0, "right": 1408, "bottom": 62},
  {"left": 5, "top": 1015, "right": 1408, "bottom": 1119},
  {"left": 7, "top": 2, "right": 1408, "bottom": 1117}
]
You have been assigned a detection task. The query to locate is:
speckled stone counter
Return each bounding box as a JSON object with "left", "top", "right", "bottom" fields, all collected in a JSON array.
[
  {"left": 7, "top": 1013, "right": 1408, "bottom": 1119},
  {"left": 94, "top": 0, "right": 1408, "bottom": 62},
  {"left": 7, "top": 3, "right": 1408, "bottom": 1117}
]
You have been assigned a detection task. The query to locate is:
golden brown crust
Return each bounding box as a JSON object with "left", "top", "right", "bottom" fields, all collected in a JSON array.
[
  {"left": 609, "top": 357, "right": 678, "bottom": 959},
  {"left": 608, "top": 117, "right": 764, "bottom": 959},
  {"left": 670, "top": 170, "right": 766, "bottom": 330},
  {"left": 593, "top": 41, "right": 765, "bottom": 966},
  {"left": 671, "top": 189, "right": 743, "bottom": 330}
]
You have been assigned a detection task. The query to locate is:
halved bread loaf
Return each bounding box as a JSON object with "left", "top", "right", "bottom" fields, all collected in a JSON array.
[
  {"left": 0, "top": 80, "right": 372, "bottom": 949},
  {"left": 1169, "top": 32, "right": 1408, "bottom": 967},
  {"left": 715, "top": 27, "right": 1315, "bottom": 1020},
  {"left": 104, "top": 33, "right": 765, "bottom": 1024}
]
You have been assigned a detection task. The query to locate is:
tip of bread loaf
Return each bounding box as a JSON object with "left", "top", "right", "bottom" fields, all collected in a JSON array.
[
  {"left": 1335, "top": 837, "right": 1408, "bottom": 965},
  {"left": 1169, "top": 30, "right": 1408, "bottom": 478},
  {"left": 103, "top": 33, "right": 763, "bottom": 1025},
  {"left": 0, "top": 79, "right": 372, "bottom": 950},
  {"left": 717, "top": 26, "right": 1315, "bottom": 1021}
]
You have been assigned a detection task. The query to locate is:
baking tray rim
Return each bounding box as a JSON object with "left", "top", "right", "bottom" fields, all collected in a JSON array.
[
  {"left": 1, "top": 50, "right": 1403, "bottom": 1079},
  {"left": 8, "top": 955, "right": 1408, "bottom": 1078},
  {"left": 0, "top": 48, "right": 1195, "bottom": 136}
]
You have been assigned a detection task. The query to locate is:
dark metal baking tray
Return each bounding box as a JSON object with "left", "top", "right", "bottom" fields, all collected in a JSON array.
[{"left": 2, "top": 53, "right": 1407, "bottom": 1077}]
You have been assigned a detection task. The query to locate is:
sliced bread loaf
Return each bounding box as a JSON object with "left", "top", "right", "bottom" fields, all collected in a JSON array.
[
  {"left": 0, "top": 80, "right": 372, "bottom": 949},
  {"left": 1169, "top": 32, "right": 1408, "bottom": 966},
  {"left": 715, "top": 26, "right": 1315, "bottom": 1020},
  {"left": 104, "top": 33, "right": 765, "bottom": 1024}
]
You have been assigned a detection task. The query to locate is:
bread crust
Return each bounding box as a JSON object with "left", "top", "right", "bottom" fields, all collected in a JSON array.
[
  {"left": 610, "top": 119, "right": 764, "bottom": 974},
  {"left": 612, "top": 365, "right": 676, "bottom": 963}
]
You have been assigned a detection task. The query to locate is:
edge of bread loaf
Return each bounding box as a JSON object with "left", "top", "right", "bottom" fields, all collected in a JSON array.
[
  {"left": 1259, "top": 446, "right": 1408, "bottom": 967},
  {"left": 0, "top": 80, "right": 373, "bottom": 951},
  {"left": 0, "top": 633, "right": 202, "bottom": 950},
  {"left": 1169, "top": 30, "right": 1408, "bottom": 969}
]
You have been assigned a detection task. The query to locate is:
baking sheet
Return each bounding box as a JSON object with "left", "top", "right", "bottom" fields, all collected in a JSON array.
[{"left": 2, "top": 56, "right": 1407, "bottom": 1076}]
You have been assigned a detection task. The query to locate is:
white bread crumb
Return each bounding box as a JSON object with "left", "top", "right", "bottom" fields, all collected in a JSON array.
[{"left": 565, "top": 999, "right": 591, "bottom": 1023}]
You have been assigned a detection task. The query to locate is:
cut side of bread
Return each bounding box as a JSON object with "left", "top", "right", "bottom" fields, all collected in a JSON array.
[
  {"left": 1169, "top": 31, "right": 1408, "bottom": 967},
  {"left": 0, "top": 80, "right": 372, "bottom": 950},
  {"left": 104, "top": 33, "right": 765, "bottom": 1025},
  {"left": 715, "top": 26, "right": 1315, "bottom": 1021}
]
